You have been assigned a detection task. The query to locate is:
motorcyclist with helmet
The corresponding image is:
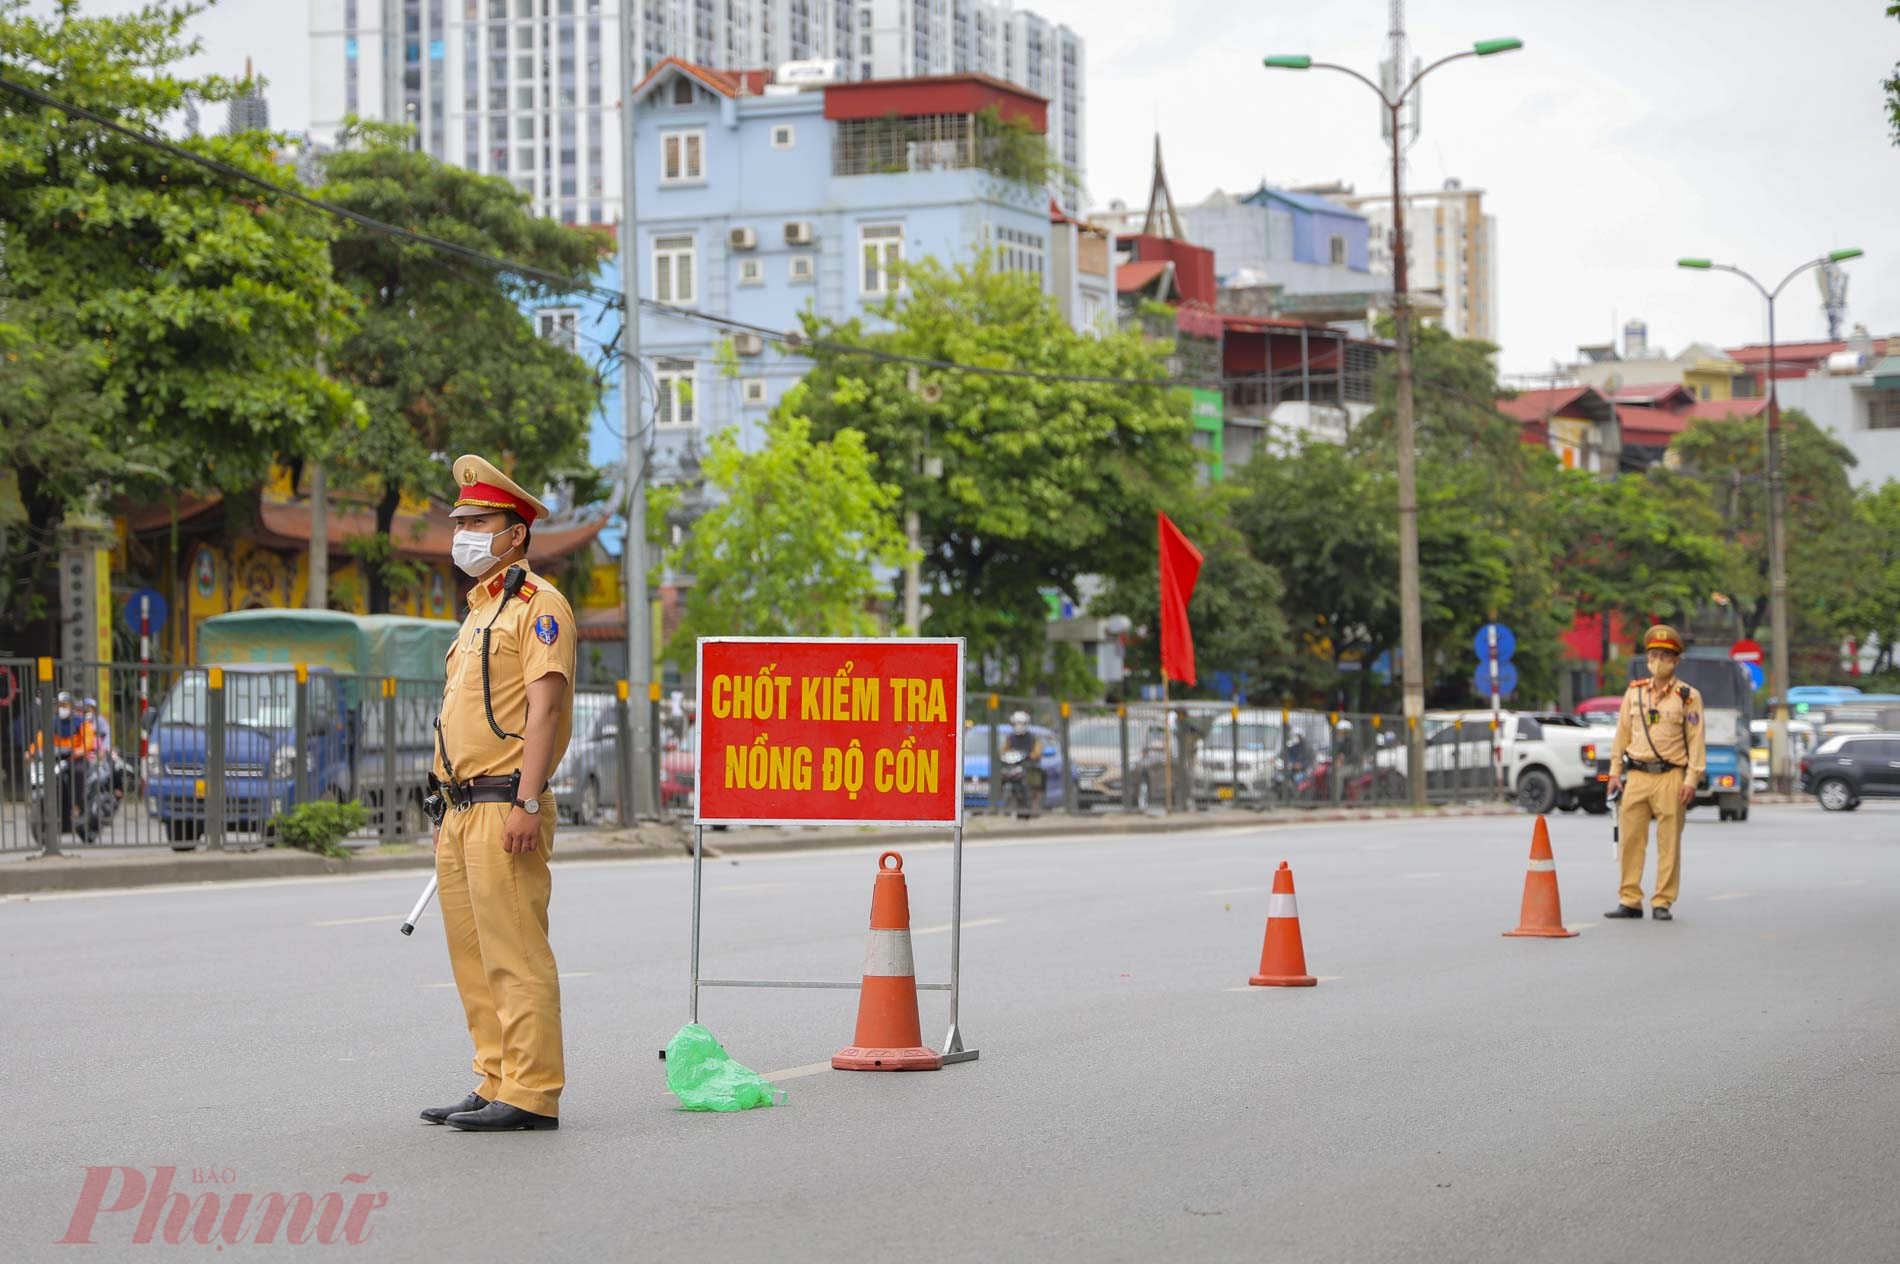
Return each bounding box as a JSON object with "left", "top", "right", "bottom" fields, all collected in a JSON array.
[
  {"left": 1002, "top": 710, "right": 1047, "bottom": 815},
  {"left": 27, "top": 691, "right": 98, "bottom": 838}
]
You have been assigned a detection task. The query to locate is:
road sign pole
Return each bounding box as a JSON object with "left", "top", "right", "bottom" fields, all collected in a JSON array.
[{"left": 1489, "top": 624, "right": 1503, "bottom": 802}]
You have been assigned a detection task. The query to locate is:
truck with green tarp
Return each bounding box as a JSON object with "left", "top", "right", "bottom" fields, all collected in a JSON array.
[{"left": 144, "top": 610, "right": 458, "bottom": 847}]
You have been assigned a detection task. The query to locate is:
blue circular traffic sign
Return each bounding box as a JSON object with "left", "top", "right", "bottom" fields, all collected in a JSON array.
[
  {"left": 1474, "top": 660, "right": 1519, "bottom": 698},
  {"left": 122, "top": 588, "right": 169, "bottom": 637},
  {"left": 1474, "top": 622, "right": 1516, "bottom": 663},
  {"left": 1741, "top": 660, "right": 1765, "bottom": 691}
]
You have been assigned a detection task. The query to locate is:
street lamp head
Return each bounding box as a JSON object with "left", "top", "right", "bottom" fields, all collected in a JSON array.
[
  {"left": 1261, "top": 54, "right": 1313, "bottom": 70},
  {"left": 1677, "top": 258, "right": 1714, "bottom": 270},
  {"left": 1473, "top": 38, "right": 1523, "bottom": 56},
  {"left": 1827, "top": 248, "right": 1864, "bottom": 263}
]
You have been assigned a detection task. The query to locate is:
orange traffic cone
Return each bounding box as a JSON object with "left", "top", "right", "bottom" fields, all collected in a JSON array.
[
  {"left": 833, "top": 852, "right": 943, "bottom": 1071},
  {"left": 1503, "top": 816, "right": 1579, "bottom": 938},
  {"left": 1250, "top": 861, "right": 1317, "bottom": 987}
]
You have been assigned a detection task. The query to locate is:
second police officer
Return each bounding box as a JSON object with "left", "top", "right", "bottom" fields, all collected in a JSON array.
[{"left": 1605, "top": 625, "right": 1705, "bottom": 922}]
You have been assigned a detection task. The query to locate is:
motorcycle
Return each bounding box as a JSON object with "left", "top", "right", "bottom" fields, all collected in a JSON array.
[
  {"left": 29, "top": 753, "right": 106, "bottom": 845},
  {"left": 997, "top": 748, "right": 1036, "bottom": 818}
]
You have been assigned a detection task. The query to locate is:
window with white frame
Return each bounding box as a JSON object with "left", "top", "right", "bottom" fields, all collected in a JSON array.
[
  {"left": 660, "top": 129, "right": 704, "bottom": 184},
  {"left": 771, "top": 124, "right": 795, "bottom": 149},
  {"left": 738, "top": 257, "right": 764, "bottom": 285},
  {"left": 789, "top": 254, "right": 814, "bottom": 282},
  {"left": 652, "top": 235, "right": 695, "bottom": 304},
  {"left": 860, "top": 223, "right": 903, "bottom": 296},
  {"left": 536, "top": 307, "right": 579, "bottom": 353},
  {"left": 655, "top": 358, "right": 695, "bottom": 426},
  {"left": 993, "top": 225, "right": 1044, "bottom": 279},
  {"left": 741, "top": 377, "right": 768, "bottom": 405}
]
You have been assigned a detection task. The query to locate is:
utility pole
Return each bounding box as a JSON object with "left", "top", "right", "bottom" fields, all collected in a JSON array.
[
  {"left": 1264, "top": 35, "right": 1522, "bottom": 812},
  {"left": 309, "top": 350, "right": 329, "bottom": 610},
  {"left": 618, "top": 15, "right": 656, "bottom": 818}
]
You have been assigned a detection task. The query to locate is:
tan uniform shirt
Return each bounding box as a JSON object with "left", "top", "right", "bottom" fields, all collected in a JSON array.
[
  {"left": 435, "top": 567, "right": 577, "bottom": 782},
  {"left": 1610, "top": 677, "right": 1707, "bottom": 778}
]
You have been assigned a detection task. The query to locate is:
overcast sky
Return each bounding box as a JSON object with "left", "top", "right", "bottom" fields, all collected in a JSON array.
[{"left": 30, "top": 0, "right": 1900, "bottom": 373}]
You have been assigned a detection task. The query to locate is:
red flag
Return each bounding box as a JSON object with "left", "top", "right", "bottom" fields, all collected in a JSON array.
[{"left": 1157, "top": 511, "right": 1203, "bottom": 687}]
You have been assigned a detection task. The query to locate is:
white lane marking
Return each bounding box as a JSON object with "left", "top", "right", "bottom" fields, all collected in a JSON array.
[
  {"left": 311, "top": 914, "right": 403, "bottom": 927},
  {"left": 420, "top": 982, "right": 457, "bottom": 989},
  {"left": 559, "top": 971, "right": 597, "bottom": 979},
  {"left": 1200, "top": 886, "right": 1271, "bottom": 896},
  {"left": 762, "top": 1061, "right": 833, "bottom": 1083},
  {"left": 715, "top": 881, "right": 792, "bottom": 893},
  {"left": 1708, "top": 892, "right": 1753, "bottom": 902},
  {"left": 913, "top": 916, "right": 1006, "bottom": 936}
]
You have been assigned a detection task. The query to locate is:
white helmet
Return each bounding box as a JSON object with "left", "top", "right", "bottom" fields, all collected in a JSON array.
[{"left": 1009, "top": 710, "right": 1030, "bottom": 731}]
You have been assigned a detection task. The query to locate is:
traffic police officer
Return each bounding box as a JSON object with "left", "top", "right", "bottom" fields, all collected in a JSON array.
[
  {"left": 421, "top": 455, "right": 577, "bottom": 1132},
  {"left": 1605, "top": 625, "right": 1706, "bottom": 921}
]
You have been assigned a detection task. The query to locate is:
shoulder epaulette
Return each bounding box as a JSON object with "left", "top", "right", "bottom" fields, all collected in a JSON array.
[
  {"left": 515, "top": 580, "right": 538, "bottom": 602},
  {"left": 1631, "top": 678, "right": 1650, "bottom": 688}
]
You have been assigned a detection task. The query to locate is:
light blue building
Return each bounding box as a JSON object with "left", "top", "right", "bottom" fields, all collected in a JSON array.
[
  {"left": 1181, "top": 182, "right": 1371, "bottom": 294},
  {"left": 526, "top": 59, "right": 1111, "bottom": 486}
]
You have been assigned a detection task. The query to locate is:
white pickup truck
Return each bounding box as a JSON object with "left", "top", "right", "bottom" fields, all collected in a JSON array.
[{"left": 1422, "top": 710, "right": 1608, "bottom": 815}]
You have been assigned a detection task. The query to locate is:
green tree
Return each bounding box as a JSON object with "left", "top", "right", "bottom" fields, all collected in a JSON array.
[
  {"left": 0, "top": 0, "right": 355, "bottom": 629},
  {"left": 1825, "top": 481, "right": 1900, "bottom": 674},
  {"left": 318, "top": 122, "right": 604, "bottom": 611},
  {"left": 1547, "top": 467, "right": 1727, "bottom": 641},
  {"left": 1667, "top": 410, "right": 1862, "bottom": 654},
  {"left": 1886, "top": 3, "right": 1900, "bottom": 144},
  {"left": 788, "top": 256, "right": 1198, "bottom": 685},
  {"left": 664, "top": 415, "right": 913, "bottom": 659}
]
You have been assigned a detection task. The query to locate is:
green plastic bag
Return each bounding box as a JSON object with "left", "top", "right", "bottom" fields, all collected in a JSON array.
[{"left": 664, "top": 1024, "right": 785, "bottom": 1112}]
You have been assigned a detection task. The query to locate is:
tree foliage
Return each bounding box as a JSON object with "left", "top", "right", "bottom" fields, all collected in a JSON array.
[
  {"left": 1886, "top": 2, "right": 1900, "bottom": 145},
  {"left": 317, "top": 123, "right": 605, "bottom": 611},
  {"left": 0, "top": 0, "right": 355, "bottom": 627},
  {"left": 664, "top": 415, "right": 913, "bottom": 659},
  {"left": 789, "top": 257, "right": 1198, "bottom": 685}
]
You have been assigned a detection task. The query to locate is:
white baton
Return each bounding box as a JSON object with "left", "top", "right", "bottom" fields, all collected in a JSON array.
[{"left": 400, "top": 874, "right": 439, "bottom": 937}]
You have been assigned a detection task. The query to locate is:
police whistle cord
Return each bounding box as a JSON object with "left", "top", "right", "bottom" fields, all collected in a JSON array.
[
  {"left": 401, "top": 874, "right": 439, "bottom": 937},
  {"left": 480, "top": 566, "right": 528, "bottom": 743}
]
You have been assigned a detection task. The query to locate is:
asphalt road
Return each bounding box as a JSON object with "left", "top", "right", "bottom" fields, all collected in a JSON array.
[{"left": 3, "top": 803, "right": 1896, "bottom": 1262}]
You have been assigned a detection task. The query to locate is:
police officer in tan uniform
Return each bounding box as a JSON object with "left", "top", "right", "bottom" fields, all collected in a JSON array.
[
  {"left": 420, "top": 455, "right": 577, "bottom": 1131},
  {"left": 1605, "top": 625, "right": 1706, "bottom": 922}
]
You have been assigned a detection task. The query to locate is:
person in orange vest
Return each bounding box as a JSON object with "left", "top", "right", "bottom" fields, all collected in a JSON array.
[
  {"left": 1605, "top": 626, "right": 1706, "bottom": 921},
  {"left": 28, "top": 691, "right": 98, "bottom": 835}
]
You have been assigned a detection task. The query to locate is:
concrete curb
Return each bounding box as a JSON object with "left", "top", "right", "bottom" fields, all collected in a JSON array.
[{"left": 1, "top": 803, "right": 1526, "bottom": 895}]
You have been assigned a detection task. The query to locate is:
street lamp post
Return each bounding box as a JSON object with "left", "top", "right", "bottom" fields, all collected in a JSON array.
[
  {"left": 1678, "top": 249, "right": 1863, "bottom": 792},
  {"left": 1264, "top": 38, "right": 1522, "bottom": 808}
]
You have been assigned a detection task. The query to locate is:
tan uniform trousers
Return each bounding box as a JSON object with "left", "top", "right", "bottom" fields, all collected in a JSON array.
[
  {"left": 1618, "top": 767, "right": 1685, "bottom": 910},
  {"left": 435, "top": 790, "right": 563, "bottom": 1116}
]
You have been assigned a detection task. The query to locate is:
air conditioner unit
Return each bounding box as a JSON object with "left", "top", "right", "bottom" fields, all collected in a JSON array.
[
  {"left": 732, "top": 333, "right": 764, "bottom": 357},
  {"left": 784, "top": 221, "right": 814, "bottom": 246},
  {"left": 728, "top": 226, "right": 758, "bottom": 250}
]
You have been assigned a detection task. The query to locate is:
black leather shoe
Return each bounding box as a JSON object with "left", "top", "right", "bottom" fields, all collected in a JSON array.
[
  {"left": 421, "top": 1092, "right": 488, "bottom": 1125},
  {"left": 1652, "top": 906, "right": 1673, "bottom": 921},
  {"left": 446, "top": 1101, "right": 559, "bottom": 1131},
  {"left": 1603, "top": 904, "right": 1644, "bottom": 919}
]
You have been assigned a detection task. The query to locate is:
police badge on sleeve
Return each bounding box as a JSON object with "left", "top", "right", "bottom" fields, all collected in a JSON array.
[{"left": 534, "top": 614, "right": 559, "bottom": 645}]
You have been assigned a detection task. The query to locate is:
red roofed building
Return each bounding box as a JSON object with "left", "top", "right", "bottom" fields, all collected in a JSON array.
[{"left": 1496, "top": 386, "right": 1619, "bottom": 472}]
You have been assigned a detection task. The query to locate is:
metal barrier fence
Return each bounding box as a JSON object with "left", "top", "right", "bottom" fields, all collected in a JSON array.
[{"left": 0, "top": 658, "right": 650, "bottom": 855}]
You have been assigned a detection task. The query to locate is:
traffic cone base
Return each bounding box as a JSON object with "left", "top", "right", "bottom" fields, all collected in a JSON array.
[
  {"left": 1249, "top": 861, "right": 1319, "bottom": 987},
  {"left": 1504, "top": 816, "right": 1579, "bottom": 939},
  {"left": 834, "top": 852, "right": 944, "bottom": 1072}
]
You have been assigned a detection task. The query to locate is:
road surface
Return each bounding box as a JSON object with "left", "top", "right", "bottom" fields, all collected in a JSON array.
[{"left": 3, "top": 803, "right": 1895, "bottom": 1261}]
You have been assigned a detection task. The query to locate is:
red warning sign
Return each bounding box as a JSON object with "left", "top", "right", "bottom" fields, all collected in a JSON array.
[{"left": 693, "top": 638, "right": 965, "bottom": 827}]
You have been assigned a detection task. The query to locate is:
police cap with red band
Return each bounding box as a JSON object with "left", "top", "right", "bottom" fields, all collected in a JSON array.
[
  {"left": 449, "top": 454, "right": 549, "bottom": 525},
  {"left": 1642, "top": 624, "right": 1685, "bottom": 655}
]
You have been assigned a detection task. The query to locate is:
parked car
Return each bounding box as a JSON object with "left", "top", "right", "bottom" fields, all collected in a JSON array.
[
  {"left": 1574, "top": 695, "right": 1624, "bottom": 728},
  {"left": 1424, "top": 710, "right": 1605, "bottom": 814},
  {"left": 1800, "top": 733, "right": 1900, "bottom": 810},
  {"left": 1191, "top": 718, "right": 1279, "bottom": 804},
  {"left": 1070, "top": 715, "right": 1171, "bottom": 810},
  {"left": 551, "top": 693, "right": 620, "bottom": 826},
  {"left": 962, "top": 724, "right": 1065, "bottom": 811}
]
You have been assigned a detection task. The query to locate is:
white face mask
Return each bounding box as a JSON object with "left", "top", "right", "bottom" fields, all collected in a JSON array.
[
  {"left": 452, "top": 526, "right": 516, "bottom": 577},
  {"left": 58, "top": 707, "right": 73, "bottom": 721}
]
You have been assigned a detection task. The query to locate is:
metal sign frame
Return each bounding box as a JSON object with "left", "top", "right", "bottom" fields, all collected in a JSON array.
[{"left": 681, "top": 636, "right": 976, "bottom": 1065}]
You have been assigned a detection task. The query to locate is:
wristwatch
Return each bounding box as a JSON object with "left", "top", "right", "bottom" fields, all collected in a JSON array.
[{"left": 513, "top": 796, "right": 540, "bottom": 815}]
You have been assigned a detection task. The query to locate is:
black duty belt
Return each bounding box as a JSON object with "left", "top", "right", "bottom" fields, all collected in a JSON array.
[
  {"left": 428, "top": 770, "right": 521, "bottom": 812},
  {"left": 1623, "top": 757, "right": 1681, "bottom": 775}
]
